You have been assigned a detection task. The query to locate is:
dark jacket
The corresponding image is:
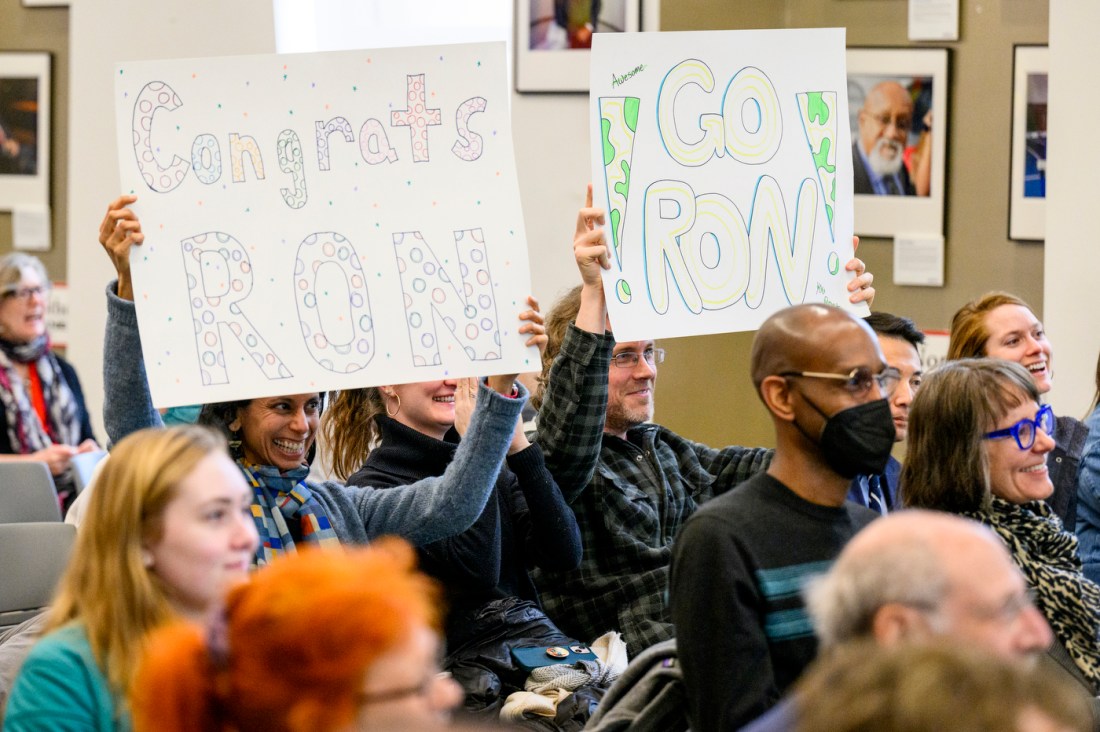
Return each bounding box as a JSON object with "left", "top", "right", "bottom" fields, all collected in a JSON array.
[{"left": 347, "top": 416, "right": 581, "bottom": 644}]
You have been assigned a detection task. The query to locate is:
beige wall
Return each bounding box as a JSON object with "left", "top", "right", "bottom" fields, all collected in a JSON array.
[
  {"left": 0, "top": 0, "right": 69, "bottom": 280},
  {"left": 0, "top": 1, "right": 1052, "bottom": 444},
  {"left": 654, "top": 0, "right": 1049, "bottom": 449}
]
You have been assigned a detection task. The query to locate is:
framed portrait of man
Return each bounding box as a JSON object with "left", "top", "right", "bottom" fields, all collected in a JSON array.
[{"left": 847, "top": 48, "right": 948, "bottom": 237}]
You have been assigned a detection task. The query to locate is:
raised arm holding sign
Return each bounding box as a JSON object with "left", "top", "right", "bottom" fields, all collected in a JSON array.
[{"left": 113, "top": 43, "right": 536, "bottom": 408}]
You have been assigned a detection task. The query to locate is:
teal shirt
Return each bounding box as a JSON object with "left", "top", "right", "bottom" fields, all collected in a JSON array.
[{"left": 3, "top": 623, "right": 128, "bottom": 732}]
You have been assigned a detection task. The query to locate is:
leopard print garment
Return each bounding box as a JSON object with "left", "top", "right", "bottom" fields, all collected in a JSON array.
[{"left": 964, "top": 497, "right": 1100, "bottom": 692}]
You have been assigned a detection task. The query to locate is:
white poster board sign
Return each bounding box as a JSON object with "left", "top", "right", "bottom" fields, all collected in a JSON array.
[
  {"left": 589, "top": 28, "right": 865, "bottom": 341},
  {"left": 114, "top": 43, "right": 535, "bottom": 407}
]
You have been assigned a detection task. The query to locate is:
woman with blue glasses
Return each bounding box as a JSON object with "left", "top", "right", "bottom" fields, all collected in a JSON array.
[
  {"left": 947, "top": 293, "right": 1089, "bottom": 555},
  {"left": 901, "top": 358, "right": 1100, "bottom": 697}
]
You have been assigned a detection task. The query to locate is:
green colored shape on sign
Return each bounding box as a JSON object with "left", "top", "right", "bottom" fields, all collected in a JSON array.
[
  {"left": 812, "top": 137, "right": 835, "bottom": 174},
  {"left": 805, "top": 92, "right": 830, "bottom": 124},
  {"left": 616, "top": 279, "right": 632, "bottom": 304},
  {"left": 601, "top": 118, "right": 615, "bottom": 166},
  {"left": 614, "top": 159, "right": 631, "bottom": 200},
  {"left": 825, "top": 202, "right": 834, "bottom": 226},
  {"left": 624, "top": 97, "right": 640, "bottom": 132},
  {"left": 827, "top": 251, "right": 840, "bottom": 275},
  {"left": 610, "top": 209, "right": 622, "bottom": 250}
]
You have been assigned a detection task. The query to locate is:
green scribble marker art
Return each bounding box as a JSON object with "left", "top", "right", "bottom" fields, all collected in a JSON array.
[
  {"left": 796, "top": 91, "right": 838, "bottom": 241},
  {"left": 827, "top": 251, "right": 840, "bottom": 275},
  {"left": 599, "top": 96, "right": 640, "bottom": 305}
]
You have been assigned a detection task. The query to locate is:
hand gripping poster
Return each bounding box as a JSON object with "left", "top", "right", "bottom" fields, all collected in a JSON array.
[
  {"left": 589, "top": 28, "right": 866, "bottom": 341},
  {"left": 114, "top": 43, "right": 535, "bottom": 407}
]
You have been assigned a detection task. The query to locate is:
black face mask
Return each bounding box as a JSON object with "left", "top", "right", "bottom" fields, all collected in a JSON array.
[{"left": 796, "top": 394, "right": 896, "bottom": 479}]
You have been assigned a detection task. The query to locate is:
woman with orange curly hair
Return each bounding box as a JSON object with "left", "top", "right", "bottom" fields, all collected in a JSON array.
[{"left": 131, "top": 540, "right": 462, "bottom": 732}]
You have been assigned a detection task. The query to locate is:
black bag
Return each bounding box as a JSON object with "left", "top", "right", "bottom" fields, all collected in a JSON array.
[{"left": 444, "top": 596, "right": 607, "bottom": 731}]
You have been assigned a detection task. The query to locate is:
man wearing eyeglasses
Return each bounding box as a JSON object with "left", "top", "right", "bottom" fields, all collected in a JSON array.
[
  {"left": 669, "top": 303, "right": 895, "bottom": 731},
  {"left": 741, "top": 510, "right": 1059, "bottom": 732},
  {"left": 847, "top": 312, "right": 925, "bottom": 514},
  {"left": 853, "top": 80, "right": 916, "bottom": 196},
  {"left": 530, "top": 189, "right": 876, "bottom": 658}
]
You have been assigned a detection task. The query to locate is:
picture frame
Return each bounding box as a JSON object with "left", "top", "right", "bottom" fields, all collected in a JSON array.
[
  {"left": 1009, "top": 45, "right": 1047, "bottom": 241},
  {"left": 847, "top": 47, "right": 948, "bottom": 238},
  {"left": 0, "top": 52, "right": 50, "bottom": 210},
  {"left": 515, "top": 0, "right": 642, "bottom": 93}
]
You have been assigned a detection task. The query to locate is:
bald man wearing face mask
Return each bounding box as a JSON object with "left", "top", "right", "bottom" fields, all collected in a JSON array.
[{"left": 669, "top": 304, "right": 896, "bottom": 732}]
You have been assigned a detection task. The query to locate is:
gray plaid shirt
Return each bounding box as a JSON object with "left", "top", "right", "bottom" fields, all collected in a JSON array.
[{"left": 533, "top": 325, "right": 772, "bottom": 654}]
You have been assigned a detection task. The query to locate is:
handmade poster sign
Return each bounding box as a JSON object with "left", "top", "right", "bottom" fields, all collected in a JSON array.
[
  {"left": 589, "top": 28, "right": 865, "bottom": 341},
  {"left": 114, "top": 43, "right": 535, "bottom": 407}
]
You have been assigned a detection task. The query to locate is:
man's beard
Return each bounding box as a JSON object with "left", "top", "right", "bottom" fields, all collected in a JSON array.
[
  {"left": 867, "top": 137, "right": 905, "bottom": 178},
  {"left": 605, "top": 394, "right": 654, "bottom": 435}
]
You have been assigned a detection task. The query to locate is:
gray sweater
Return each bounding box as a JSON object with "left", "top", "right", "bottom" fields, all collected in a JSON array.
[{"left": 102, "top": 282, "right": 526, "bottom": 548}]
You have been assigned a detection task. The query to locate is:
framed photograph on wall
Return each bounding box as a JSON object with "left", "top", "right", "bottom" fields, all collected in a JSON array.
[
  {"left": 847, "top": 47, "right": 948, "bottom": 238},
  {"left": 0, "top": 52, "right": 50, "bottom": 210},
  {"left": 1009, "top": 45, "right": 1047, "bottom": 241},
  {"left": 515, "top": 0, "right": 642, "bottom": 92}
]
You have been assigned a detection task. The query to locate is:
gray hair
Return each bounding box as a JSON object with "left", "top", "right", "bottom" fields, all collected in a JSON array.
[
  {"left": 805, "top": 538, "right": 949, "bottom": 650},
  {"left": 0, "top": 252, "right": 48, "bottom": 295}
]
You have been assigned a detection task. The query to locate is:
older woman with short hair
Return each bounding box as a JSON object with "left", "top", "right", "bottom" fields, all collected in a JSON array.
[
  {"left": 0, "top": 252, "right": 98, "bottom": 508},
  {"left": 902, "top": 358, "right": 1100, "bottom": 693}
]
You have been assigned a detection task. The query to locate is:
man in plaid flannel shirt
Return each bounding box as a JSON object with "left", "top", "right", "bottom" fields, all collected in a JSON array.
[{"left": 530, "top": 189, "right": 875, "bottom": 654}]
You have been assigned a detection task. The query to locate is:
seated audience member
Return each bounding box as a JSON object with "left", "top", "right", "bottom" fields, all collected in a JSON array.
[
  {"left": 793, "top": 642, "right": 1092, "bottom": 732},
  {"left": 1078, "top": 352, "right": 1100, "bottom": 583},
  {"left": 949, "top": 293, "right": 1089, "bottom": 531},
  {"left": 903, "top": 359, "right": 1100, "bottom": 696},
  {"left": 322, "top": 365, "right": 586, "bottom": 714},
  {"left": 132, "top": 540, "right": 462, "bottom": 732},
  {"left": 847, "top": 312, "right": 923, "bottom": 512},
  {"left": 743, "top": 510, "right": 1057, "bottom": 732},
  {"left": 531, "top": 187, "right": 876, "bottom": 654},
  {"left": 3, "top": 426, "right": 258, "bottom": 731},
  {"left": 0, "top": 252, "right": 99, "bottom": 510},
  {"left": 669, "top": 304, "right": 893, "bottom": 731},
  {"left": 98, "top": 195, "right": 529, "bottom": 562}
]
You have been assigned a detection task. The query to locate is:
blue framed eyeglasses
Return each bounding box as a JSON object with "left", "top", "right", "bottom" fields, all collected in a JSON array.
[{"left": 983, "top": 404, "right": 1055, "bottom": 451}]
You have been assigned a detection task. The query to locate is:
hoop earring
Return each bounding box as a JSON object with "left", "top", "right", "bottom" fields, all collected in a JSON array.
[
  {"left": 227, "top": 427, "right": 243, "bottom": 457},
  {"left": 386, "top": 393, "right": 401, "bottom": 418}
]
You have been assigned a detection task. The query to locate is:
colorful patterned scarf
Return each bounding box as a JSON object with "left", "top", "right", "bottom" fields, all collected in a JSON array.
[
  {"left": 964, "top": 497, "right": 1100, "bottom": 691},
  {"left": 238, "top": 461, "right": 342, "bottom": 566},
  {"left": 0, "top": 335, "right": 80, "bottom": 454}
]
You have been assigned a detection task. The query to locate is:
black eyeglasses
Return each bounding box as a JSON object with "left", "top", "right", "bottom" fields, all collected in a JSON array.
[
  {"left": 611, "top": 347, "right": 665, "bottom": 369},
  {"left": 1, "top": 285, "right": 47, "bottom": 301},
  {"left": 780, "top": 366, "right": 901, "bottom": 398},
  {"left": 984, "top": 404, "right": 1055, "bottom": 451}
]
